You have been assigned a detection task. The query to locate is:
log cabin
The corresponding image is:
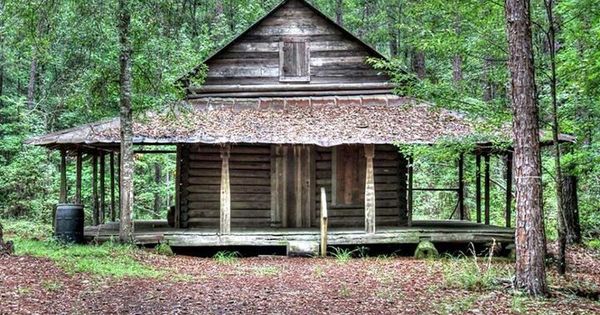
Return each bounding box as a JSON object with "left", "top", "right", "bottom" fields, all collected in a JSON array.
[{"left": 28, "top": 0, "right": 573, "bottom": 254}]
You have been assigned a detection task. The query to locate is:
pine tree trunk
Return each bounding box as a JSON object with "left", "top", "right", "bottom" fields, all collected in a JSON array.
[
  {"left": 335, "top": 0, "right": 343, "bottom": 26},
  {"left": 453, "top": 55, "right": 463, "bottom": 86},
  {"left": 154, "top": 163, "right": 162, "bottom": 219},
  {"left": 118, "top": 0, "right": 134, "bottom": 243},
  {"left": 544, "top": 0, "right": 567, "bottom": 275},
  {"left": 27, "top": 57, "right": 36, "bottom": 109},
  {"left": 561, "top": 174, "right": 581, "bottom": 244},
  {"left": 504, "top": 0, "right": 547, "bottom": 296},
  {"left": 412, "top": 50, "right": 426, "bottom": 79}
]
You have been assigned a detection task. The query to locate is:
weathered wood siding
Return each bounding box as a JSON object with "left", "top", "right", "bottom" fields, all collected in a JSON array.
[
  {"left": 183, "top": 144, "right": 272, "bottom": 228},
  {"left": 199, "top": 0, "right": 388, "bottom": 87},
  {"left": 315, "top": 145, "right": 408, "bottom": 227}
]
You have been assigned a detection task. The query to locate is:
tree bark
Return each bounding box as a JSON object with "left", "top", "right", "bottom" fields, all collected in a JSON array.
[
  {"left": 411, "top": 50, "right": 426, "bottom": 79},
  {"left": 505, "top": 0, "right": 547, "bottom": 295},
  {"left": 335, "top": 0, "right": 343, "bottom": 26},
  {"left": 153, "top": 162, "right": 162, "bottom": 219},
  {"left": 27, "top": 57, "right": 36, "bottom": 109},
  {"left": 544, "top": 0, "right": 566, "bottom": 275},
  {"left": 561, "top": 174, "right": 581, "bottom": 244},
  {"left": 453, "top": 55, "right": 463, "bottom": 86},
  {"left": 118, "top": 0, "right": 134, "bottom": 243}
]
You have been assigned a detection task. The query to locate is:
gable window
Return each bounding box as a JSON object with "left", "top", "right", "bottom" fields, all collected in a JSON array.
[
  {"left": 332, "top": 145, "right": 366, "bottom": 206},
  {"left": 279, "top": 41, "right": 310, "bottom": 82}
]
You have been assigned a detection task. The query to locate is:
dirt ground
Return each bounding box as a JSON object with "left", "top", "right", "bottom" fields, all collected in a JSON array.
[{"left": 1, "top": 246, "right": 599, "bottom": 315}]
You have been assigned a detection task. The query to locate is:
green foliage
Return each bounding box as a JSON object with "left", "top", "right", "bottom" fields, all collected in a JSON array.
[
  {"left": 0, "top": 0, "right": 599, "bottom": 238},
  {"left": 585, "top": 239, "right": 600, "bottom": 251},
  {"left": 213, "top": 251, "right": 239, "bottom": 265},
  {"left": 330, "top": 247, "right": 353, "bottom": 263},
  {"left": 2, "top": 219, "right": 53, "bottom": 240},
  {"left": 154, "top": 242, "right": 174, "bottom": 256},
  {"left": 14, "top": 238, "right": 163, "bottom": 278}
]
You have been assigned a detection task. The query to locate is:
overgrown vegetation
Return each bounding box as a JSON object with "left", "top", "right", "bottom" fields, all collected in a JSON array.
[{"left": 213, "top": 251, "right": 239, "bottom": 265}]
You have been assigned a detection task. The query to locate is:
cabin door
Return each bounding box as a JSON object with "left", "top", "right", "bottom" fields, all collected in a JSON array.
[{"left": 270, "top": 145, "right": 315, "bottom": 228}]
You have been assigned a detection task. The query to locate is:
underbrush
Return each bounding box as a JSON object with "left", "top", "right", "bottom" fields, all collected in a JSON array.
[
  {"left": 213, "top": 251, "right": 239, "bottom": 264},
  {"left": 2, "top": 219, "right": 163, "bottom": 279},
  {"left": 14, "top": 238, "right": 164, "bottom": 278},
  {"left": 442, "top": 243, "right": 513, "bottom": 291}
]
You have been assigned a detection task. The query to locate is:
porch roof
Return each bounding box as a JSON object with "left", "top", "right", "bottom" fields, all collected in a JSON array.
[{"left": 26, "top": 95, "right": 574, "bottom": 148}]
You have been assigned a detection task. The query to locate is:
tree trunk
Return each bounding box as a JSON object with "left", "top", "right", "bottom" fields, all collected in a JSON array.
[
  {"left": 561, "top": 174, "right": 581, "bottom": 244},
  {"left": 27, "top": 57, "right": 36, "bottom": 109},
  {"left": 504, "top": 0, "right": 547, "bottom": 295},
  {"left": 153, "top": 162, "right": 162, "bottom": 219},
  {"left": 118, "top": 0, "right": 134, "bottom": 243},
  {"left": 544, "top": 0, "right": 566, "bottom": 275},
  {"left": 453, "top": 55, "right": 463, "bottom": 86},
  {"left": 335, "top": 0, "right": 343, "bottom": 26},
  {"left": 483, "top": 57, "right": 494, "bottom": 102},
  {"left": 411, "top": 50, "right": 426, "bottom": 79}
]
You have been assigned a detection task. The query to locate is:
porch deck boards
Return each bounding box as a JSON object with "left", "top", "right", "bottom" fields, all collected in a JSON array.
[{"left": 84, "top": 220, "right": 514, "bottom": 247}]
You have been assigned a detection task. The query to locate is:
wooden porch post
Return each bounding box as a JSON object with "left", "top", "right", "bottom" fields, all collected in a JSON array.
[
  {"left": 59, "top": 149, "right": 67, "bottom": 204},
  {"left": 92, "top": 153, "right": 99, "bottom": 225},
  {"left": 364, "top": 144, "right": 376, "bottom": 234},
  {"left": 505, "top": 152, "right": 513, "bottom": 228},
  {"left": 110, "top": 152, "right": 116, "bottom": 222},
  {"left": 100, "top": 153, "right": 106, "bottom": 224},
  {"left": 220, "top": 144, "right": 231, "bottom": 235},
  {"left": 458, "top": 153, "right": 465, "bottom": 220},
  {"left": 475, "top": 153, "right": 482, "bottom": 223},
  {"left": 484, "top": 153, "right": 491, "bottom": 225},
  {"left": 75, "top": 149, "right": 82, "bottom": 204},
  {"left": 407, "top": 155, "right": 414, "bottom": 227}
]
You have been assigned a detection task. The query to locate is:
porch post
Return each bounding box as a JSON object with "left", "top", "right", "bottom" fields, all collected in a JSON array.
[
  {"left": 75, "top": 149, "right": 82, "bottom": 204},
  {"left": 458, "top": 153, "right": 465, "bottom": 220},
  {"left": 110, "top": 152, "right": 116, "bottom": 222},
  {"left": 407, "top": 155, "right": 414, "bottom": 227},
  {"left": 59, "top": 149, "right": 67, "bottom": 203},
  {"left": 220, "top": 144, "right": 231, "bottom": 235},
  {"left": 475, "top": 153, "right": 482, "bottom": 223},
  {"left": 92, "top": 153, "right": 99, "bottom": 225},
  {"left": 364, "top": 144, "right": 376, "bottom": 234},
  {"left": 505, "top": 152, "right": 513, "bottom": 228},
  {"left": 100, "top": 153, "right": 106, "bottom": 224},
  {"left": 484, "top": 153, "right": 491, "bottom": 225}
]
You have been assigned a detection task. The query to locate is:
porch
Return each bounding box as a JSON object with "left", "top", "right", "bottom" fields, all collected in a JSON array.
[{"left": 84, "top": 220, "right": 514, "bottom": 247}]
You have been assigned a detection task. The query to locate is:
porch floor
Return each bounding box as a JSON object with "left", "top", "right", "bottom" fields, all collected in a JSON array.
[{"left": 84, "top": 220, "right": 514, "bottom": 247}]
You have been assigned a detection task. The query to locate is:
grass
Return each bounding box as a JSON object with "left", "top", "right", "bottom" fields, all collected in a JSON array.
[
  {"left": 330, "top": 247, "right": 354, "bottom": 263},
  {"left": 253, "top": 266, "right": 280, "bottom": 277},
  {"left": 2, "top": 219, "right": 53, "bottom": 240},
  {"left": 442, "top": 243, "right": 512, "bottom": 291},
  {"left": 41, "top": 280, "right": 63, "bottom": 292},
  {"left": 14, "top": 238, "right": 164, "bottom": 279},
  {"left": 154, "top": 243, "right": 174, "bottom": 256},
  {"left": 585, "top": 239, "right": 600, "bottom": 251},
  {"left": 213, "top": 251, "right": 239, "bottom": 265}
]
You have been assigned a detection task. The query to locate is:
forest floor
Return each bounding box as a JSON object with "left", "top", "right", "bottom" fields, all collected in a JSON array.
[{"left": 1, "top": 228, "right": 599, "bottom": 314}]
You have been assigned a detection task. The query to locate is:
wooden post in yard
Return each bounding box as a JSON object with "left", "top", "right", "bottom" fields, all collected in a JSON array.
[
  {"left": 364, "top": 144, "right": 376, "bottom": 234},
  {"left": 92, "top": 153, "right": 99, "bottom": 225},
  {"left": 320, "top": 187, "right": 328, "bottom": 257},
  {"left": 475, "top": 153, "right": 482, "bottom": 223},
  {"left": 458, "top": 153, "right": 465, "bottom": 220},
  {"left": 75, "top": 149, "right": 82, "bottom": 204},
  {"left": 110, "top": 152, "right": 116, "bottom": 222},
  {"left": 220, "top": 144, "right": 231, "bottom": 235},
  {"left": 484, "top": 153, "right": 491, "bottom": 225},
  {"left": 100, "top": 153, "right": 106, "bottom": 224},
  {"left": 407, "top": 155, "right": 414, "bottom": 227},
  {"left": 59, "top": 149, "right": 67, "bottom": 204},
  {"left": 505, "top": 152, "right": 513, "bottom": 228}
]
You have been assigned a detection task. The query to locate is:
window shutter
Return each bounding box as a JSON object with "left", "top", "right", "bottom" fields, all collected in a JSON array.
[{"left": 280, "top": 41, "right": 310, "bottom": 82}]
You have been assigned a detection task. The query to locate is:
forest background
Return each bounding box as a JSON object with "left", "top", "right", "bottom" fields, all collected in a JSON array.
[{"left": 0, "top": 0, "right": 598, "bottom": 240}]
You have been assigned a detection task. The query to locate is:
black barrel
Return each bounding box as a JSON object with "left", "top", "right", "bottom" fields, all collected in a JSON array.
[{"left": 54, "top": 204, "right": 84, "bottom": 244}]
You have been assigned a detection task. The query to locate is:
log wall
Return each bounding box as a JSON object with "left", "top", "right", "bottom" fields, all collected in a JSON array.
[
  {"left": 315, "top": 145, "right": 408, "bottom": 227},
  {"left": 184, "top": 144, "right": 272, "bottom": 228},
  {"left": 180, "top": 144, "right": 408, "bottom": 229}
]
